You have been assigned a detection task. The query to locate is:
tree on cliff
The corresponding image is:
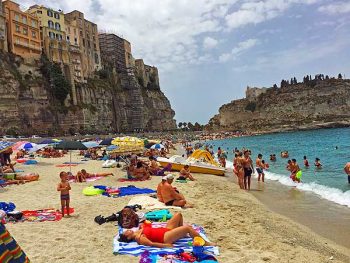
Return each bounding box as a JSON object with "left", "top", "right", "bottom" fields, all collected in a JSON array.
[
  {"left": 187, "top": 122, "right": 194, "bottom": 131},
  {"left": 178, "top": 122, "right": 183, "bottom": 129},
  {"left": 194, "top": 122, "right": 202, "bottom": 131},
  {"left": 40, "top": 55, "right": 71, "bottom": 105},
  {"left": 338, "top": 73, "right": 342, "bottom": 79}
]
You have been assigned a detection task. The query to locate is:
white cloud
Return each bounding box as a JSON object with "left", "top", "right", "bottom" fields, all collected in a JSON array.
[
  {"left": 318, "top": 2, "right": 350, "bottom": 15},
  {"left": 203, "top": 37, "right": 219, "bottom": 49},
  {"left": 225, "top": 0, "right": 319, "bottom": 30},
  {"left": 219, "top": 38, "right": 258, "bottom": 62}
]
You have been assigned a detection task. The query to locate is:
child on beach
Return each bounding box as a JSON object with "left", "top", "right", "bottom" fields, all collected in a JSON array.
[{"left": 57, "top": 171, "right": 71, "bottom": 217}]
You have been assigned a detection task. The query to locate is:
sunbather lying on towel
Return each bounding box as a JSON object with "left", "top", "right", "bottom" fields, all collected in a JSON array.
[
  {"left": 1, "top": 173, "right": 39, "bottom": 184},
  {"left": 80, "top": 169, "right": 113, "bottom": 178},
  {"left": 119, "top": 212, "right": 214, "bottom": 248}
]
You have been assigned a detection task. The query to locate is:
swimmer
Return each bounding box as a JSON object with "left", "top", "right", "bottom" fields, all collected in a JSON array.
[
  {"left": 314, "top": 158, "right": 322, "bottom": 169},
  {"left": 291, "top": 159, "right": 301, "bottom": 183},
  {"left": 303, "top": 156, "right": 309, "bottom": 167},
  {"left": 256, "top": 154, "right": 264, "bottom": 182}
]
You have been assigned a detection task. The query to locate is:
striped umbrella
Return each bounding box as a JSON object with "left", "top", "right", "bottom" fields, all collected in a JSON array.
[
  {"left": 150, "top": 143, "right": 165, "bottom": 149},
  {"left": 0, "top": 141, "right": 15, "bottom": 153}
]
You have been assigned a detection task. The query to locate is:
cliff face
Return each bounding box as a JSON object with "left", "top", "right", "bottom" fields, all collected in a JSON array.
[
  {"left": 208, "top": 79, "right": 350, "bottom": 133},
  {"left": 0, "top": 52, "right": 176, "bottom": 135}
]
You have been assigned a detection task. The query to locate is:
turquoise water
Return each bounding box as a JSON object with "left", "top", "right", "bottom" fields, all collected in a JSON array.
[{"left": 207, "top": 128, "right": 350, "bottom": 207}]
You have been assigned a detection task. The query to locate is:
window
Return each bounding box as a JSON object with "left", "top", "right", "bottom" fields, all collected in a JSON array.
[
  {"left": 95, "top": 53, "right": 99, "bottom": 64},
  {"left": 37, "top": 10, "right": 42, "bottom": 14},
  {"left": 31, "top": 20, "right": 37, "bottom": 28},
  {"left": 15, "top": 14, "right": 19, "bottom": 21},
  {"left": 66, "top": 36, "right": 70, "bottom": 42},
  {"left": 32, "top": 31, "right": 36, "bottom": 38},
  {"left": 15, "top": 25, "right": 20, "bottom": 33},
  {"left": 23, "top": 27, "right": 28, "bottom": 35},
  {"left": 49, "top": 31, "right": 55, "bottom": 39},
  {"left": 55, "top": 22, "right": 61, "bottom": 31},
  {"left": 54, "top": 13, "right": 60, "bottom": 19},
  {"left": 80, "top": 30, "right": 83, "bottom": 36},
  {"left": 48, "top": 20, "right": 54, "bottom": 28},
  {"left": 56, "top": 34, "right": 62, "bottom": 41},
  {"left": 74, "top": 37, "right": 78, "bottom": 45},
  {"left": 47, "top": 10, "right": 53, "bottom": 17},
  {"left": 22, "top": 16, "right": 27, "bottom": 24}
]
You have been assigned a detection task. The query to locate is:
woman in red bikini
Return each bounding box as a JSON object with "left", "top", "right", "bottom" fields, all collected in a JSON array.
[{"left": 118, "top": 212, "right": 213, "bottom": 248}]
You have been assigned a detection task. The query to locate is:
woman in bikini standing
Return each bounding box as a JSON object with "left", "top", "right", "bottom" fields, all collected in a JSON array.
[{"left": 235, "top": 152, "right": 245, "bottom": 189}]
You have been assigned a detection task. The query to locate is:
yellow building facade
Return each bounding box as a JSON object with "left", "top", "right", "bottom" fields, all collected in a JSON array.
[
  {"left": 65, "top": 10, "right": 101, "bottom": 81},
  {"left": 3, "top": 0, "right": 41, "bottom": 58},
  {"left": 27, "top": 5, "right": 69, "bottom": 64}
]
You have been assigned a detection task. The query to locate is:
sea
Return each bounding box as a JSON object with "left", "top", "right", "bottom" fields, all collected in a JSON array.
[{"left": 207, "top": 127, "right": 350, "bottom": 208}]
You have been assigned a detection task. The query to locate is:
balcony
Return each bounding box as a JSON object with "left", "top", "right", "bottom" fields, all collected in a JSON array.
[
  {"left": 14, "top": 41, "right": 41, "bottom": 51},
  {"left": 69, "top": 45, "right": 81, "bottom": 53}
]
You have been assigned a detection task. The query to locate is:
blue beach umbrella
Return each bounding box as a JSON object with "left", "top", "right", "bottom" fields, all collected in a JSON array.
[
  {"left": 150, "top": 143, "right": 165, "bottom": 149},
  {"left": 99, "top": 138, "right": 114, "bottom": 146},
  {"left": 106, "top": 145, "right": 118, "bottom": 151},
  {"left": 83, "top": 141, "right": 100, "bottom": 148},
  {"left": 0, "top": 141, "right": 15, "bottom": 153},
  {"left": 22, "top": 143, "right": 35, "bottom": 150}
]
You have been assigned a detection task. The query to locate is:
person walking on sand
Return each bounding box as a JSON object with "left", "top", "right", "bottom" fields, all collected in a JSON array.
[
  {"left": 256, "top": 154, "right": 264, "bottom": 182},
  {"left": 57, "top": 171, "right": 71, "bottom": 217},
  {"left": 344, "top": 162, "right": 350, "bottom": 184},
  {"left": 243, "top": 150, "right": 254, "bottom": 190}
]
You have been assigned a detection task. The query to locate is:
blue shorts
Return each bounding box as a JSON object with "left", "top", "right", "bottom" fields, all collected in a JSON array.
[{"left": 256, "top": 168, "right": 263, "bottom": 174}]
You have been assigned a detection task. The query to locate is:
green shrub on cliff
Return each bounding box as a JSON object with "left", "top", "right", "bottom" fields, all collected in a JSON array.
[{"left": 40, "top": 55, "right": 71, "bottom": 105}]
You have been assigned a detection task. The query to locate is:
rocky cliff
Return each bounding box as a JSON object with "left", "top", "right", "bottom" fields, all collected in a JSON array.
[
  {"left": 207, "top": 78, "right": 350, "bottom": 133},
  {"left": 0, "top": 52, "right": 176, "bottom": 136}
]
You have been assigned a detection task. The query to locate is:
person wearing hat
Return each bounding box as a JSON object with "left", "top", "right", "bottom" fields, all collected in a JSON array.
[
  {"left": 158, "top": 174, "right": 189, "bottom": 207},
  {"left": 156, "top": 176, "right": 167, "bottom": 202}
]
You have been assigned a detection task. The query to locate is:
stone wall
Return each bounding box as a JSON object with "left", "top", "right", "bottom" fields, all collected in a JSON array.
[{"left": 208, "top": 79, "right": 350, "bottom": 133}]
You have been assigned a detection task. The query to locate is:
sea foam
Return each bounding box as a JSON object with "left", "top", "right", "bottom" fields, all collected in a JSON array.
[{"left": 264, "top": 171, "right": 350, "bottom": 208}]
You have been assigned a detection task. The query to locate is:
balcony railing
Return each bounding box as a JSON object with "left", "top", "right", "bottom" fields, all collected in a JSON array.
[{"left": 14, "top": 41, "right": 41, "bottom": 51}]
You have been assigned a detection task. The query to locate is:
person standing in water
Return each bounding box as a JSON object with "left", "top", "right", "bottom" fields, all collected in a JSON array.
[
  {"left": 303, "top": 156, "right": 309, "bottom": 167},
  {"left": 291, "top": 159, "right": 301, "bottom": 183},
  {"left": 243, "top": 150, "right": 254, "bottom": 190},
  {"left": 344, "top": 162, "right": 350, "bottom": 184},
  {"left": 256, "top": 154, "right": 264, "bottom": 182}
]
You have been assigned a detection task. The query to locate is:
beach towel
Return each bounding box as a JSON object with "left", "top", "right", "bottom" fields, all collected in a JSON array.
[
  {"left": 69, "top": 176, "right": 104, "bottom": 183},
  {"left": 0, "top": 223, "right": 30, "bottom": 262},
  {"left": 139, "top": 250, "right": 218, "bottom": 263},
  {"left": 18, "top": 208, "right": 74, "bottom": 223},
  {"left": 0, "top": 203, "right": 16, "bottom": 213},
  {"left": 128, "top": 196, "right": 182, "bottom": 210},
  {"left": 63, "top": 162, "right": 82, "bottom": 165},
  {"left": 113, "top": 222, "right": 219, "bottom": 256},
  {"left": 56, "top": 164, "right": 78, "bottom": 167},
  {"left": 23, "top": 160, "right": 37, "bottom": 165},
  {"left": 14, "top": 170, "right": 24, "bottom": 173},
  {"left": 117, "top": 186, "right": 155, "bottom": 197}
]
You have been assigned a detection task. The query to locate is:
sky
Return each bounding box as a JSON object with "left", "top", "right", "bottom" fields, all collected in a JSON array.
[{"left": 21, "top": 0, "right": 350, "bottom": 124}]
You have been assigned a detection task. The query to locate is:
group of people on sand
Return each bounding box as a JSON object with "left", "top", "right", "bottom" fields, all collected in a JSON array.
[{"left": 40, "top": 148, "right": 66, "bottom": 158}]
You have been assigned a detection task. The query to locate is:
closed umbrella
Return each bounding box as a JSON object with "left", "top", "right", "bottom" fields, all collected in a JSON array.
[
  {"left": 83, "top": 141, "right": 100, "bottom": 148},
  {"left": 55, "top": 141, "right": 87, "bottom": 171}
]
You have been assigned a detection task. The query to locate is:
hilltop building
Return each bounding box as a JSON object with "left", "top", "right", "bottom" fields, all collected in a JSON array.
[
  {"left": 0, "top": 1, "right": 7, "bottom": 51},
  {"left": 3, "top": 0, "right": 41, "bottom": 59},
  {"left": 27, "top": 5, "right": 69, "bottom": 64},
  {"left": 65, "top": 10, "right": 101, "bottom": 81}
]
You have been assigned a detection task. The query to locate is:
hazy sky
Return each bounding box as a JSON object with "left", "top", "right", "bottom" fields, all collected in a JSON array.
[{"left": 21, "top": 0, "right": 350, "bottom": 124}]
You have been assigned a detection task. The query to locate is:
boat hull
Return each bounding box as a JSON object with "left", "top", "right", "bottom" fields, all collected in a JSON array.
[{"left": 158, "top": 160, "right": 226, "bottom": 176}]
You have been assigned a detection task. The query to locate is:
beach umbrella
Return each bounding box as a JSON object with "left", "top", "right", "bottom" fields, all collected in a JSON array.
[
  {"left": 106, "top": 145, "right": 118, "bottom": 151},
  {"left": 11, "top": 141, "right": 30, "bottom": 150},
  {"left": 39, "top": 139, "right": 61, "bottom": 145},
  {"left": 0, "top": 141, "right": 15, "bottom": 153},
  {"left": 83, "top": 141, "right": 100, "bottom": 148},
  {"left": 27, "top": 144, "right": 48, "bottom": 153},
  {"left": 19, "top": 142, "right": 36, "bottom": 151},
  {"left": 99, "top": 138, "right": 114, "bottom": 146},
  {"left": 150, "top": 143, "right": 165, "bottom": 149},
  {"left": 54, "top": 141, "right": 88, "bottom": 171}
]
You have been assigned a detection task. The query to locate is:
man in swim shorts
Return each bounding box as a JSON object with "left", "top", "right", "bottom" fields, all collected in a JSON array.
[
  {"left": 344, "top": 162, "right": 350, "bottom": 184},
  {"left": 243, "top": 150, "right": 254, "bottom": 190},
  {"left": 160, "top": 174, "right": 190, "bottom": 207},
  {"left": 256, "top": 154, "right": 264, "bottom": 182}
]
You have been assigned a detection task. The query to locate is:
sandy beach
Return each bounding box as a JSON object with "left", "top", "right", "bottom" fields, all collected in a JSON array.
[{"left": 1, "top": 148, "right": 350, "bottom": 263}]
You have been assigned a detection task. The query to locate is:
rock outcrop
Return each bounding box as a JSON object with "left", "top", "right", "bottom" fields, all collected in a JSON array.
[
  {"left": 207, "top": 79, "right": 350, "bottom": 133},
  {"left": 0, "top": 52, "right": 176, "bottom": 135}
]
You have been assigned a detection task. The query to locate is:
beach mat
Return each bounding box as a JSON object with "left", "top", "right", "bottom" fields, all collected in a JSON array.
[
  {"left": 18, "top": 208, "right": 74, "bottom": 223},
  {"left": 0, "top": 223, "right": 30, "bottom": 262},
  {"left": 127, "top": 196, "right": 182, "bottom": 210},
  {"left": 101, "top": 186, "right": 156, "bottom": 198},
  {"left": 113, "top": 222, "right": 219, "bottom": 256}
]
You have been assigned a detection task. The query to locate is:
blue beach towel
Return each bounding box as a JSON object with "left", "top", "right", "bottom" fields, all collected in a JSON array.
[
  {"left": 24, "top": 160, "right": 38, "bottom": 165},
  {"left": 113, "top": 222, "right": 219, "bottom": 256},
  {"left": 0, "top": 202, "right": 16, "bottom": 213},
  {"left": 14, "top": 170, "right": 24, "bottom": 173},
  {"left": 118, "top": 186, "right": 155, "bottom": 197}
]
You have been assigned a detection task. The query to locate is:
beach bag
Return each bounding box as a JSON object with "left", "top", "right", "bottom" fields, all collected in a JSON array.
[{"left": 118, "top": 207, "right": 139, "bottom": 229}]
